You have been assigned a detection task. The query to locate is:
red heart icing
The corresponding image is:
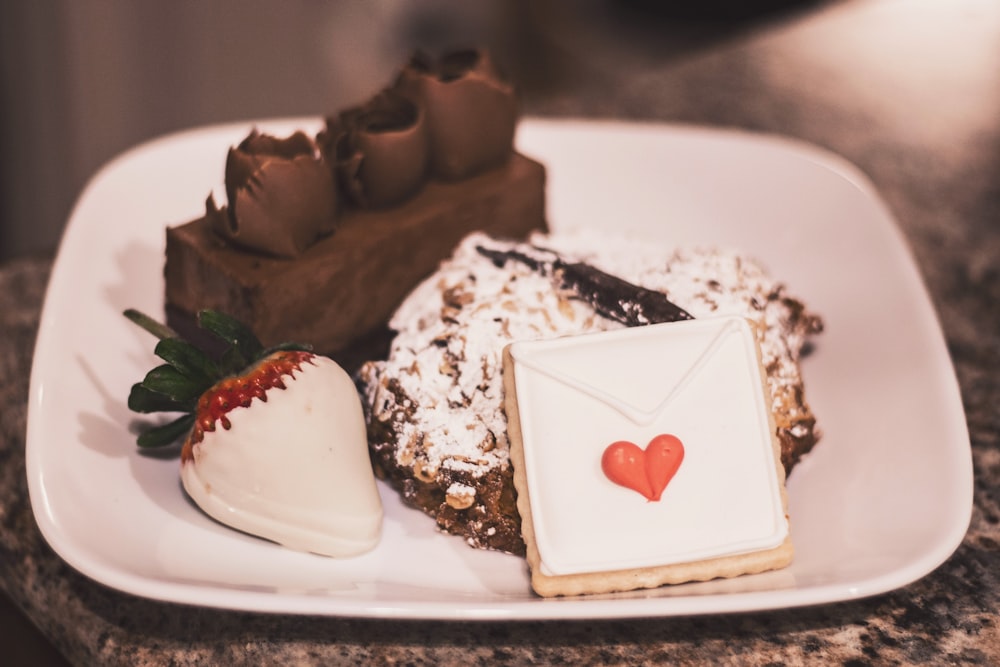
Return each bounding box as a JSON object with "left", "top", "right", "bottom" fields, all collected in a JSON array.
[{"left": 601, "top": 435, "right": 685, "bottom": 501}]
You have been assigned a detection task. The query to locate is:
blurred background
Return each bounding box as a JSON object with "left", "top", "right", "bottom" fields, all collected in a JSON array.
[
  {"left": 1, "top": 0, "right": 997, "bottom": 265},
  {"left": 0, "top": 0, "right": 819, "bottom": 262}
]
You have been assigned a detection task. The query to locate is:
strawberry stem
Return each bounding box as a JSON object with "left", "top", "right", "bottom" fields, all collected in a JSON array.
[{"left": 124, "top": 308, "right": 178, "bottom": 340}]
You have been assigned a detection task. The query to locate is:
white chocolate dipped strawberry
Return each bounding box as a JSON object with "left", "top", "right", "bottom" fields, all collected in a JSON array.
[{"left": 125, "top": 309, "right": 382, "bottom": 557}]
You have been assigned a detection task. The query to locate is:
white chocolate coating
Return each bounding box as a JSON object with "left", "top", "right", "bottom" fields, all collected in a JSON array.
[{"left": 182, "top": 356, "right": 383, "bottom": 557}]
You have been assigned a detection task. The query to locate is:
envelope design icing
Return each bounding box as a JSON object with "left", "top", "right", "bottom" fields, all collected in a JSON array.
[{"left": 503, "top": 315, "right": 793, "bottom": 596}]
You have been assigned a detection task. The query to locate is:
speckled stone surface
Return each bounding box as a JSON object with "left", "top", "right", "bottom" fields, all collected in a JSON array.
[{"left": 2, "top": 1, "right": 999, "bottom": 664}]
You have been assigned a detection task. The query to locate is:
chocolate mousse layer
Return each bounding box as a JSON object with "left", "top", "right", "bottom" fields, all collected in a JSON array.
[{"left": 164, "top": 152, "right": 546, "bottom": 356}]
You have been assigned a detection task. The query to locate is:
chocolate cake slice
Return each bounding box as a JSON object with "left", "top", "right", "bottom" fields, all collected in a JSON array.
[
  {"left": 358, "top": 231, "right": 823, "bottom": 555},
  {"left": 165, "top": 152, "right": 545, "bottom": 356},
  {"left": 164, "top": 48, "right": 547, "bottom": 358}
]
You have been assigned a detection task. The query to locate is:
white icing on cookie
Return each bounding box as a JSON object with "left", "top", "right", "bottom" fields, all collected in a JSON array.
[{"left": 508, "top": 317, "right": 788, "bottom": 576}]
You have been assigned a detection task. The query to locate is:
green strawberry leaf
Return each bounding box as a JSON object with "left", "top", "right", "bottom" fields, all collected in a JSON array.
[
  {"left": 141, "top": 364, "right": 208, "bottom": 403},
  {"left": 154, "top": 337, "right": 218, "bottom": 385},
  {"left": 217, "top": 345, "right": 249, "bottom": 378},
  {"left": 136, "top": 413, "right": 195, "bottom": 448},
  {"left": 123, "top": 307, "right": 288, "bottom": 454},
  {"left": 127, "top": 383, "right": 194, "bottom": 413},
  {"left": 197, "top": 309, "right": 264, "bottom": 366}
]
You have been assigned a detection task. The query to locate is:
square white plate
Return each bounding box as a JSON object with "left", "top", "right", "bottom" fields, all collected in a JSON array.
[{"left": 26, "top": 118, "right": 972, "bottom": 619}]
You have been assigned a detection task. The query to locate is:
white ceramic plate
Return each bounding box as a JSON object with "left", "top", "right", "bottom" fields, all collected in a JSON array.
[{"left": 26, "top": 118, "right": 972, "bottom": 619}]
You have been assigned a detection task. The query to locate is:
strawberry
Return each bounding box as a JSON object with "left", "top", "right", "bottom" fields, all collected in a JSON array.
[{"left": 125, "top": 308, "right": 383, "bottom": 557}]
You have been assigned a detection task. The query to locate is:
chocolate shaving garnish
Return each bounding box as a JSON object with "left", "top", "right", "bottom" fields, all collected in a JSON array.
[
  {"left": 320, "top": 90, "right": 428, "bottom": 209},
  {"left": 476, "top": 244, "right": 694, "bottom": 326},
  {"left": 395, "top": 48, "right": 516, "bottom": 181},
  {"left": 237, "top": 130, "right": 315, "bottom": 160},
  {"left": 212, "top": 130, "right": 338, "bottom": 258}
]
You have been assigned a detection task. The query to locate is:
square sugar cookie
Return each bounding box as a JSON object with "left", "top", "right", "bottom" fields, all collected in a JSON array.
[{"left": 502, "top": 316, "right": 793, "bottom": 597}]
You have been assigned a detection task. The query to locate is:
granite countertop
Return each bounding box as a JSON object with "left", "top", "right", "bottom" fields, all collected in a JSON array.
[{"left": 2, "top": 1, "right": 999, "bottom": 664}]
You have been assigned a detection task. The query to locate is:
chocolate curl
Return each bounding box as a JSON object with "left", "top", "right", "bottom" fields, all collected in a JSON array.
[
  {"left": 320, "top": 90, "right": 429, "bottom": 209},
  {"left": 395, "top": 49, "right": 516, "bottom": 181},
  {"left": 476, "top": 244, "right": 695, "bottom": 326},
  {"left": 211, "top": 130, "right": 338, "bottom": 258}
]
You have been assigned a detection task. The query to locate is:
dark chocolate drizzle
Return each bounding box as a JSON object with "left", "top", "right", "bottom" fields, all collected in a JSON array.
[{"left": 476, "top": 244, "right": 694, "bottom": 326}]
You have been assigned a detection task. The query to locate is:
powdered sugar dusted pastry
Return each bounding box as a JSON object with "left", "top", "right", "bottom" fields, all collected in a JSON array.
[{"left": 358, "top": 231, "right": 823, "bottom": 555}]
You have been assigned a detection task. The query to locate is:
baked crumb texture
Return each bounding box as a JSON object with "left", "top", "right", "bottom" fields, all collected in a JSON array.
[{"left": 359, "top": 231, "right": 823, "bottom": 555}]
